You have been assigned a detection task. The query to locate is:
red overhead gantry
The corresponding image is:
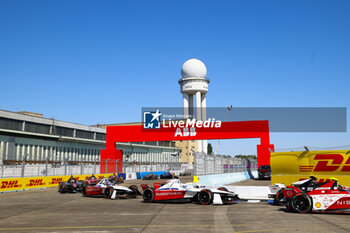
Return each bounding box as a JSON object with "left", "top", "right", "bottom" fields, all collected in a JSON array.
[{"left": 100, "top": 120, "right": 274, "bottom": 173}]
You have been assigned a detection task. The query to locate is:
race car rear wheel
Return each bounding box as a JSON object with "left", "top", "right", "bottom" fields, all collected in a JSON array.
[
  {"left": 143, "top": 188, "right": 155, "bottom": 203},
  {"left": 104, "top": 188, "right": 111, "bottom": 199},
  {"left": 82, "top": 186, "right": 87, "bottom": 197},
  {"left": 198, "top": 189, "right": 213, "bottom": 205},
  {"left": 291, "top": 194, "right": 312, "bottom": 213},
  {"left": 218, "top": 187, "right": 228, "bottom": 192}
]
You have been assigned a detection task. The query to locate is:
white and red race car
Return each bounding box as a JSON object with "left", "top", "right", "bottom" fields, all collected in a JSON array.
[
  {"left": 142, "top": 179, "right": 239, "bottom": 205},
  {"left": 83, "top": 178, "right": 141, "bottom": 199},
  {"left": 287, "top": 179, "right": 350, "bottom": 213}
]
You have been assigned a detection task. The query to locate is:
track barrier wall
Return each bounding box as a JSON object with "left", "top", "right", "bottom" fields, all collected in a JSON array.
[
  {"left": 0, "top": 173, "right": 114, "bottom": 192},
  {"left": 271, "top": 150, "right": 350, "bottom": 186},
  {"left": 194, "top": 171, "right": 257, "bottom": 186},
  {"left": 0, "top": 171, "right": 169, "bottom": 192}
]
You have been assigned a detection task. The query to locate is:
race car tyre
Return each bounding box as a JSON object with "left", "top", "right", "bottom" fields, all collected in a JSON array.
[
  {"left": 198, "top": 189, "right": 213, "bottom": 205},
  {"left": 218, "top": 187, "right": 228, "bottom": 192},
  {"left": 128, "top": 185, "right": 138, "bottom": 198},
  {"left": 291, "top": 194, "right": 312, "bottom": 213},
  {"left": 58, "top": 183, "right": 64, "bottom": 193},
  {"left": 275, "top": 190, "right": 284, "bottom": 206},
  {"left": 143, "top": 188, "right": 155, "bottom": 203},
  {"left": 285, "top": 201, "right": 293, "bottom": 212},
  {"left": 129, "top": 185, "right": 138, "bottom": 191},
  {"left": 82, "top": 186, "right": 87, "bottom": 197},
  {"left": 104, "top": 188, "right": 111, "bottom": 199}
]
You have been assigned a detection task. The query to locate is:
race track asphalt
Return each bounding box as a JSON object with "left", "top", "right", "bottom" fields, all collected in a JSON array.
[{"left": 0, "top": 177, "right": 349, "bottom": 233}]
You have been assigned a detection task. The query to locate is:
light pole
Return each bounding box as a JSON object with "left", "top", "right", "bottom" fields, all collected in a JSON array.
[
  {"left": 45, "top": 152, "right": 51, "bottom": 176},
  {"left": 64, "top": 157, "right": 68, "bottom": 175},
  {"left": 105, "top": 158, "right": 110, "bottom": 174},
  {"left": 21, "top": 154, "right": 29, "bottom": 177},
  {"left": 115, "top": 159, "right": 119, "bottom": 174},
  {"left": 215, "top": 105, "right": 233, "bottom": 154}
]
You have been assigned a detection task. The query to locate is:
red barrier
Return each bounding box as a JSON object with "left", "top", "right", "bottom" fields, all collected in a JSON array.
[{"left": 101, "top": 121, "right": 274, "bottom": 173}]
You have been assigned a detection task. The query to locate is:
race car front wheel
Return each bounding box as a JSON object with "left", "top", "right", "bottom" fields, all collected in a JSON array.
[
  {"left": 198, "top": 189, "right": 213, "bottom": 205},
  {"left": 275, "top": 190, "right": 284, "bottom": 206},
  {"left": 143, "top": 188, "right": 155, "bottom": 203},
  {"left": 58, "top": 183, "right": 64, "bottom": 193},
  {"left": 128, "top": 185, "right": 139, "bottom": 197},
  {"left": 291, "top": 194, "right": 312, "bottom": 213}
]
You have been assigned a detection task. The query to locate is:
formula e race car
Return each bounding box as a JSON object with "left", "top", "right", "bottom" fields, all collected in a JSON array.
[
  {"left": 269, "top": 176, "right": 318, "bottom": 205},
  {"left": 142, "top": 179, "right": 239, "bottom": 205},
  {"left": 160, "top": 172, "right": 178, "bottom": 179},
  {"left": 286, "top": 178, "right": 350, "bottom": 213},
  {"left": 108, "top": 173, "right": 124, "bottom": 184},
  {"left": 142, "top": 172, "right": 158, "bottom": 180},
  {"left": 179, "top": 170, "right": 191, "bottom": 176},
  {"left": 58, "top": 176, "right": 83, "bottom": 193},
  {"left": 82, "top": 178, "right": 141, "bottom": 198},
  {"left": 258, "top": 165, "right": 271, "bottom": 180},
  {"left": 79, "top": 174, "right": 100, "bottom": 190}
]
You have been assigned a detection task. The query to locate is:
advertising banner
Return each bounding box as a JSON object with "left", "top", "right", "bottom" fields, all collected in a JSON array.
[
  {"left": 271, "top": 150, "right": 350, "bottom": 186},
  {"left": 0, "top": 173, "right": 114, "bottom": 192}
]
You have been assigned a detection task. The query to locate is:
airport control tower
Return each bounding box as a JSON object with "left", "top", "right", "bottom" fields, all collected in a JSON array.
[{"left": 179, "top": 58, "right": 210, "bottom": 153}]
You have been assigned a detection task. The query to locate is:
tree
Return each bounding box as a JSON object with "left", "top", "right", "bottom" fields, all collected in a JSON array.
[{"left": 207, "top": 143, "right": 213, "bottom": 155}]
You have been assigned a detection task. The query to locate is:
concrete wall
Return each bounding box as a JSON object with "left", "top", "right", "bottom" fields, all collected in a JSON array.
[{"left": 197, "top": 171, "right": 257, "bottom": 186}]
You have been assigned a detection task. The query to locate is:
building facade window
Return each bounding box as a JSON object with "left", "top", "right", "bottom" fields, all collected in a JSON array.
[
  {"left": 54, "top": 126, "right": 74, "bottom": 137},
  {"left": 0, "top": 117, "right": 22, "bottom": 131},
  {"left": 96, "top": 133, "right": 106, "bottom": 141},
  {"left": 76, "top": 130, "right": 94, "bottom": 139},
  {"left": 25, "top": 122, "right": 50, "bottom": 134}
]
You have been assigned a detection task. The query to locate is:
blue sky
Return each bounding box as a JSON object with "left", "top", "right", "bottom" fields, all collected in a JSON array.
[{"left": 0, "top": 1, "right": 349, "bottom": 155}]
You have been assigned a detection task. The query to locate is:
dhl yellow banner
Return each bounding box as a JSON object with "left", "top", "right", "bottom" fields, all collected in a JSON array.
[
  {"left": 0, "top": 174, "right": 114, "bottom": 192},
  {"left": 271, "top": 150, "right": 350, "bottom": 186}
]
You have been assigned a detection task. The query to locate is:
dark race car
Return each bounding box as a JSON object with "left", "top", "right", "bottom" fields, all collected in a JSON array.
[
  {"left": 179, "top": 170, "right": 191, "bottom": 176},
  {"left": 58, "top": 176, "right": 82, "bottom": 193},
  {"left": 143, "top": 172, "right": 158, "bottom": 180},
  {"left": 108, "top": 173, "right": 124, "bottom": 184},
  {"left": 160, "top": 172, "right": 178, "bottom": 179},
  {"left": 258, "top": 165, "right": 271, "bottom": 180}
]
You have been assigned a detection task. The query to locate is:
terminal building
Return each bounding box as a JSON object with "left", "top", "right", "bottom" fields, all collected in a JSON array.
[{"left": 0, "top": 109, "right": 181, "bottom": 177}]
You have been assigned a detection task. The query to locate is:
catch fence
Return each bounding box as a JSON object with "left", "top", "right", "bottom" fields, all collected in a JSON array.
[{"left": 193, "top": 152, "right": 257, "bottom": 176}]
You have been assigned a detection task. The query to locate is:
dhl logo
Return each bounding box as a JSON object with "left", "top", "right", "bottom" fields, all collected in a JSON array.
[
  {"left": 49, "top": 178, "right": 63, "bottom": 184},
  {"left": 1, "top": 180, "right": 21, "bottom": 189},
  {"left": 26, "top": 179, "right": 45, "bottom": 187},
  {"left": 299, "top": 154, "right": 350, "bottom": 172}
]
